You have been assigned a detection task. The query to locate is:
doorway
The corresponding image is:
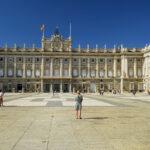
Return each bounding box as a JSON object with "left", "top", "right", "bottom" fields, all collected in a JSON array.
[
  {"left": 45, "top": 84, "right": 50, "bottom": 92},
  {"left": 17, "top": 84, "right": 22, "bottom": 92},
  {"left": 53, "top": 84, "right": 60, "bottom": 92},
  {"left": 64, "top": 84, "right": 69, "bottom": 92}
]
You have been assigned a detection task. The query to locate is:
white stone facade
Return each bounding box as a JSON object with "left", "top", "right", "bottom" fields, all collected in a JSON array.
[{"left": 0, "top": 29, "right": 149, "bottom": 93}]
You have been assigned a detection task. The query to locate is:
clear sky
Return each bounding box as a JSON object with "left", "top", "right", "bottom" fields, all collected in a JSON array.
[{"left": 0, "top": 0, "right": 150, "bottom": 48}]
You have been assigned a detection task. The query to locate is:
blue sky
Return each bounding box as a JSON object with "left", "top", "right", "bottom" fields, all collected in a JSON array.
[{"left": 0, "top": 0, "right": 150, "bottom": 48}]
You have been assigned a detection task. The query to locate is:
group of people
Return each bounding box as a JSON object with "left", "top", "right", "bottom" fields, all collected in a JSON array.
[{"left": 0, "top": 90, "right": 4, "bottom": 107}]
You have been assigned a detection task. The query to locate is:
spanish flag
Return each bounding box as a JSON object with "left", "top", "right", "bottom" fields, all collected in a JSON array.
[{"left": 41, "top": 24, "right": 44, "bottom": 31}]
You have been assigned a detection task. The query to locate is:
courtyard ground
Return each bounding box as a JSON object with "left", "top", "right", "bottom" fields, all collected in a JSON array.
[{"left": 0, "top": 93, "right": 150, "bottom": 150}]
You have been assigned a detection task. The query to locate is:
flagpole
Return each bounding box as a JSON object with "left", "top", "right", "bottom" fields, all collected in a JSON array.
[{"left": 43, "top": 25, "right": 44, "bottom": 38}]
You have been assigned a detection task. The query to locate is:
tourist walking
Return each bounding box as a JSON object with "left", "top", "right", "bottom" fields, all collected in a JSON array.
[
  {"left": 0, "top": 90, "right": 4, "bottom": 107},
  {"left": 74, "top": 90, "right": 83, "bottom": 119}
]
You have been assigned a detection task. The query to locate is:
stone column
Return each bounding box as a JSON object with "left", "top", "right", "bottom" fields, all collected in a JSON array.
[
  {"left": 41, "top": 57, "right": 44, "bottom": 92},
  {"left": 23, "top": 57, "right": 26, "bottom": 78},
  {"left": 50, "top": 81, "right": 53, "bottom": 92},
  {"left": 50, "top": 58, "right": 53, "bottom": 77},
  {"left": 60, "top": 80, "right": 63, "bottom": 93},
  {"left": 125, "top": 57, "right": 128, "bottom": 78},
  {"left": 96, "top": 58, "right": 99, "bottom": 78},
  {"left": 69, "top": 79, "right": 72, "bottom": 92},
  {"left": 121, "top": 77, "right": 123, "bottom": 94},
  {"left": 134, "top": 58, "right": 137, "bottom": 78},
  {"left": 4, "top": 57, "right": 7, "bottom": 77},
  {"left": 78, "top": 58, "right": 81, "bottom": 78},
  {"left": 113, "top": 57, "right": 116, "bottom": 77},
  {"left": 32, "top": 57, "right": 35, "bottom": 78},
  {"left": 69, "top": 58, "right": 72, "bottom": 77},
  {"left": 105, "top": 58, "right": 107, "bottom": 78},
  {"left": 121, "top": 55, "right": 125, "bottom": 78},
  {"left": 60, "top": 58, "right": 63, "bottom": 77},
  {"left": 14, "top": 57, "right": 16, "bottom": 78},
  {"left": 87, "top": 58, "right": 90, "bottom": 78}
]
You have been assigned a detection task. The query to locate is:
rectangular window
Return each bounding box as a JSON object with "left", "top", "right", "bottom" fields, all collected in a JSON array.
[
  {"left": 64, "top": 69, "right": 68, "bottom": 76},
  {"left": 27, "top": 70, "right": 31, "bottom": 77},
  {"left": 138, "top": 69, "right": 142, "bottom": 77},
  {"left": 117, "top": 70, "right": 121, "bottom": 77},
  {"left": 91, "top": 70, "right": 95, "bottom": 77},
  {"left": 36, "top": 70, "right": 40, "bottom": 77},
  {"left": 45, "top": 70, "right": 50, "bottom": 76},
  {"left": 8, "top": 69, "right": 13, "bottom": 77},
  {"left": 73, "top": 69, "right": 78, "bottom": 77},
  {"left": 108, "top": 70, "right": 112, "bottom": 77},
  {"left": 0, "top": 69, "right": 4, "bottom": 76},
  {"left": 138, "top": 83, "right": 143, "bottom": 90},
  {"left": 99, "top": 70, "right": 104, "bottom": 77},
  {"left": 130, "top": 83, "right": 134, "bottom": 90},
  {"left": 54, "top": 69, "right": 59, "bottom": 76},
  {"left": 82, "top": 69, "right": 86, "bottom": 77},
  {"left": 129, "top": 69, "right": 133, "bottom": 77},
  {"left": 17, "top": 70, "right": 22, "bottom": 77}
]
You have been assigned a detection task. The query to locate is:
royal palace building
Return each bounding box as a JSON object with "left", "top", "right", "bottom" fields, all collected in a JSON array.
[{"left": 0, "top": 28, "right": 150, "bottom": 93}]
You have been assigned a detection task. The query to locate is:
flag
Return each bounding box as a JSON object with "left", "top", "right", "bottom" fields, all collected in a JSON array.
[{"left": 41, "top": 24, "right": 44, "bottom": 31}]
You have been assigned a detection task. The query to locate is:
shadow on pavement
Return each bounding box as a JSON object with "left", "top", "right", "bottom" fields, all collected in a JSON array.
[{"left": 84, "top": 117, "right": 108, "bottom": 120}]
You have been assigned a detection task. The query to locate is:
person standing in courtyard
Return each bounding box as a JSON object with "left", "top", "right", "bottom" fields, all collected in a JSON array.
[
  {"left": 0, "top": 90, "right": 4, "bottom": 107},
  {"left": 74, "top": 90, "right": 83, "bottom": 119}
]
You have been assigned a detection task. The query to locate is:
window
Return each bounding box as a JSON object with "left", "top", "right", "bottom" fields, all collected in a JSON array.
[
  {"left": 54, "top": 69, "right": 59, "bottom": 76},
  {"left": 130, "top": 83, "right": 134, "bottom": 90},
  {"left": 82, "top": 69, "right": 86, "bottom": 77},
  {"left": 100, "top": 84, "right": 104, "bottom": 89},
  {"left": 74, "top": 58, "right": 77, "bottom": 62},
  {"left": 108, "top": 58, "right": 113, "bottom": 63},
  {"left": 138, "top": 83, "right": 143, "bottom": 90},
  {"left": 108, "top": 70, "right": 112, "bottom": 77},
  {"left": 36, "top": 70, "right": 40, "bottom": 77},
  {"left": 8, "top": 57, "right": 14, "bottom": 62},
  {"left": 138, "top": 69, "right": 142, "bottom": 77},
  {"left": 27, "top": 84, "right": 30, "bottom": 90},
  {"left": 82, "top": 58, "right": 86, "bottom": 62},
  {"left": 27, "top": 70, "right": 31, "bottom": 77},
  {"left": 8, "top": 69, "right": 13, "bottom": 77},
  {"left": 108, "top": 84, "right": 112, "bottom": 90},
  {"left": 91, "top": 70, "right": 95, "bottom": 77},
  {"left": 117, "top": 70, "right": 121, "bottom": 77},
  {"left": 46, "top": 58, "right": 50, "bottom": 62},
  {"left": 99, "top": 70, "right": 104, "bottom": 77},
  {"left": 36, "top": 58, "right": 40, "bottom": 62},
  {"left": 0, "top": 69, "right": 3, "bottom": 76},
  {"left": 64, "top": 69, "right": 68, "bottom": 76},
  {"left": 117, "top": 59, "right": 120, "bottom": 63},
  {"left": 73, "top": 69, "right": 78, "bottom": 77},
  {"left": 0, "top": 58, "right": 3, "bottom": 62},
  {"left": 17, "top": 70, "right": 22, "bottom": 77},
  {"left": 100, "top": 59, "right": 104, "bottom": 63},
  {"left": 18, "top": 57, "right": 22, "bottom": 62},
  {"left": 129, "top": 69, "right": 133, "bottom": 77},
  {"left": 64, "top": 59, "right": 68, "bottom": 62},
  {"left": 26, "top": 58, "right": 32, "bottom": 63},
  {"left": 91, "top": 58, "right": 95, "bottom": 63},
  {"left": 45, "top": 70, "right": 50, "bottom": 76}
]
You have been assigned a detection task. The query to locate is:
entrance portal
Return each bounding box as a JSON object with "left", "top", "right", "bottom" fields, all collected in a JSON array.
[
  {"left": 17, "top": 84, "right": 22, "bottom": 92},
  {"left": 64, "top": 84, "right": 69, "bottom": 92},
  {"left": 53, "top": 84, "right": 60, "bottom": 92},
  {"left": 45, "top": 84, "right": 50, "bottom": 92}
]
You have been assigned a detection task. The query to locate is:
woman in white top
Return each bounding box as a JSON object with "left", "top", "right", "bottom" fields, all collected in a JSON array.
[{"left": 0, "top": 90, "right": 4, "bottom": 106}]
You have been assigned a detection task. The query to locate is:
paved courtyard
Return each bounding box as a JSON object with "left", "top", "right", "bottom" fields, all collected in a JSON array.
[{"left": 0, "top": 93, "right": 150, "bottom": 150}]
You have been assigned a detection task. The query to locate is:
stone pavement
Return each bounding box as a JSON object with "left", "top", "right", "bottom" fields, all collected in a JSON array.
[{"left": 0, "top": 93, "right": 150, "bottom": 150}]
